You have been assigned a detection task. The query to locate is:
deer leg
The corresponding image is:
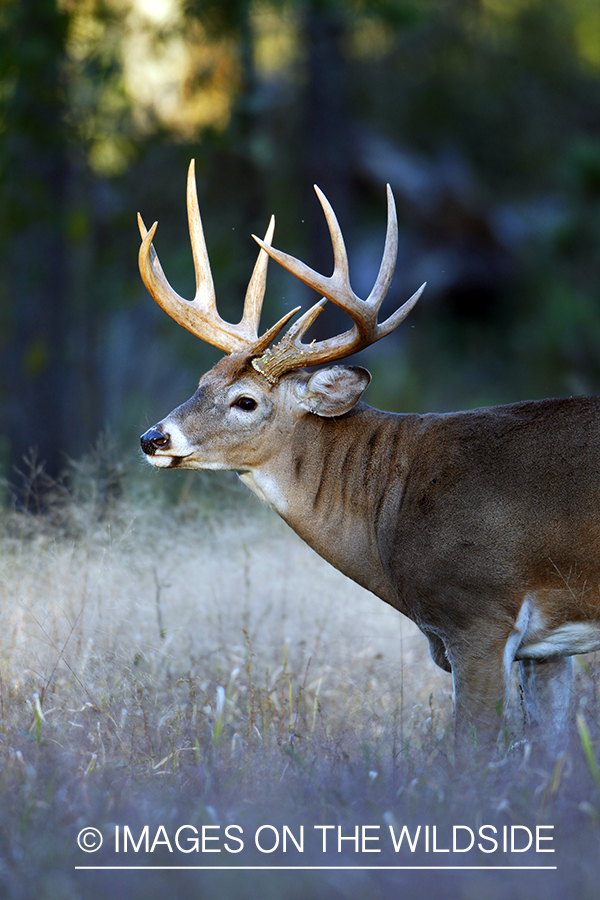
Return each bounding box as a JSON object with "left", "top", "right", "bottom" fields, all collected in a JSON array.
[
  {"left": 448, "top": 637, "right": 514, "bottom": 759},
  {"left": 519, "top": 656, "right": 573, "bottom": 752},
  {"left": 452, "top": 669, "right": 509, "bottom": 758}
]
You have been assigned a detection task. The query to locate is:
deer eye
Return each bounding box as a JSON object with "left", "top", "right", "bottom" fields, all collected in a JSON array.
[{"left": 233, "top": 396, "right": 257, "bottom": 411}]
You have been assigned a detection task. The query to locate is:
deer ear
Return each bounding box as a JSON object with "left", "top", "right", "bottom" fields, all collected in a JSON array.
[{"left": 298, "top": 365, "right": 371, "bottom": 417}]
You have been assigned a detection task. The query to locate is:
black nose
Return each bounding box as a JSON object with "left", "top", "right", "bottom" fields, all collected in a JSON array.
[{"left": 140, "top": 427, "right": 170, "bottom": 455}]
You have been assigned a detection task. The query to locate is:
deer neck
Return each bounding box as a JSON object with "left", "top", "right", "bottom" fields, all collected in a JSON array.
[{"left": 240, "top": 405, "right": 417, "bottom": 605}]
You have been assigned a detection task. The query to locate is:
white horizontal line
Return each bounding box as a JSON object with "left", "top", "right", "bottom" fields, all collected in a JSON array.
[{"left": 75, "top": 865, "right": 557, "bottom": 871}]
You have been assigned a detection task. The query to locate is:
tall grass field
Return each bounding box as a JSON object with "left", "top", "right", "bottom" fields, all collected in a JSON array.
[{"left": 0, "top": 457, "right": 599, "bottom": 899}]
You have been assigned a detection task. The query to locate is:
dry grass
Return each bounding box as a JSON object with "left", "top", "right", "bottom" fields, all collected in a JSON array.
[{"left": 0, "top": 465, "right": 599, "bottom": 898}]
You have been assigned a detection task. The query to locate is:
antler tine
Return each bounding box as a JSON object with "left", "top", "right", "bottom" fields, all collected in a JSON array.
[
  {"left": 367, "top": 184, "right": 398, "bottom": 311},
  {"left": 186, "top": 159, "right": 216, "bottom": 313},
  {"left": 243, "top": 213, "right": 303, "bottom": 353},
  {"left": 242, "top": 215, "right": 275, "bottom": 335},
  {"left": 312, "top": 186, "right": 358, "bottom": 306},
  {"left": 377, "top": 281, "right": 426, "bottom": 336}
]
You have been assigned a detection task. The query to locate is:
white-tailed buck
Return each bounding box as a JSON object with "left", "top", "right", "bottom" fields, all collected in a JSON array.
[{"left": 139, "top": 161, "right": 600, "bottom": 756}]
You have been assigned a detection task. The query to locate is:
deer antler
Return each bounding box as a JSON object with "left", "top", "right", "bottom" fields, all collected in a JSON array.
[
  {"left": 138, "top": 159, "right": 299, "bottom": 355},
  {"left": 251, "top": 185, "right": 425, "bottom": 383}
]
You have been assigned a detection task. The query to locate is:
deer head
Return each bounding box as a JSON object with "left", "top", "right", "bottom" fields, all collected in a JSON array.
[{"left": 139, "top": 160, "right": 425, "bottom": 475}]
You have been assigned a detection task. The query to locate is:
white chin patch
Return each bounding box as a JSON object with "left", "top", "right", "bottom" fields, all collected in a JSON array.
[{"left": 145, "top": 454, "right": 174, "bottom": 469}]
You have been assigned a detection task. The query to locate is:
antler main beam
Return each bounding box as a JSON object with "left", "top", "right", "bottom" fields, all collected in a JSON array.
[{"left": 251, "top": 185, "right": 426, "bottom": 383}]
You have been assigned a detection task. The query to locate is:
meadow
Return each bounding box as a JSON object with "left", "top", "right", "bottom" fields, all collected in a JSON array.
[{"left": 0, "top": 457, "right": 599, "bottom": 899}]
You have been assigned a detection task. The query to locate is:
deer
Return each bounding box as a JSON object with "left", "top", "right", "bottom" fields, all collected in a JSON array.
[{"left": 139, "top": 160, "right": 600, "bottom": 758}]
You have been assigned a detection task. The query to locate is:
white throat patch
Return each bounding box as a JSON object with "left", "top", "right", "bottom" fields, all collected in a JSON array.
[{"left": 238, "top": 470, "right": 289, "bottom": 515}]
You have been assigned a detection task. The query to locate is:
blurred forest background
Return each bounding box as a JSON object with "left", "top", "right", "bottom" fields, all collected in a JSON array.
[{"left": 2, "top": 0, "right": 600, "bottom": 500}]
